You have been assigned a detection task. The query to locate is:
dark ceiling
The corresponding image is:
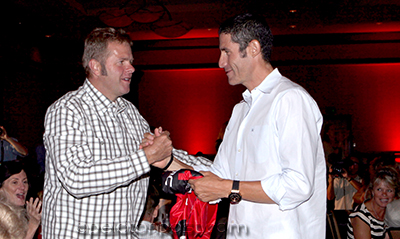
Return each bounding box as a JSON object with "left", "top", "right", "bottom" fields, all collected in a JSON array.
[{"left": 7, "top": 0, "right": 400, "bottom": 42}]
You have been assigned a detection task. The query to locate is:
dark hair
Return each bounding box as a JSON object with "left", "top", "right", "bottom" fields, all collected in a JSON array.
[
  {"left": 145, "top": 185, "right": 160, "bottom": 216},
  {"left": 0, "top": 162, "right": 25, "bottom": 188},
  {"left": 82, "top": 27, "right": 132, "bottom": 78},
  {"left": 219, "top": 13, "right": 273, "bottom": 62}
]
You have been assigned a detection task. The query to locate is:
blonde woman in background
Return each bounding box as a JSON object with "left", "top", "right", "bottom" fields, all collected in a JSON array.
[
  {"left": 347, "top": 167, "right": 400, "bottom": 239},
  {"left": 0, "top": 200, "right": 28, "bottom": 239}
]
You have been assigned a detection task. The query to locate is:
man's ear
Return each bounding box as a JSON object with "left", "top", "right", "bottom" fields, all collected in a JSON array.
[
  {"left": 248, "top": 40, "right": 261, "bottom": 58},
  {"left": 88, "top": 59, "right": 102, "bottom": 76}
]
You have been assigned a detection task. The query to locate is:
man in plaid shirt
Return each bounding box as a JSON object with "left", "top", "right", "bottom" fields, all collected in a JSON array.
[{"left": 42, "top": 27, "right": 210, "bottom": 238}]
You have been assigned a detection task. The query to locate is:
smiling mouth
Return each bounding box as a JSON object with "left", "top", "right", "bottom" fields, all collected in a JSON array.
[{"left": 16, "top": 193, "right": 25, "bottom": 200}]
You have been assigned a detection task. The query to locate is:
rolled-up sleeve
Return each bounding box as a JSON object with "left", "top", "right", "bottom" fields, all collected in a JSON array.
[{"left": 261, "top": 89, "right": 321, "bottom": 210}]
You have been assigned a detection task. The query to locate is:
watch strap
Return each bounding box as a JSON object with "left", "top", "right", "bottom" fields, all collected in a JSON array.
[{"left": 232, "top": 180, "right": 240, "bottom": 191}]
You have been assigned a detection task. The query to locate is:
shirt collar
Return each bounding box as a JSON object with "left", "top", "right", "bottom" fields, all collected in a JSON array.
[
  {"left": 83, "top": 79, "right": 127, "bottom": 115},
  {"left": 242, "top": 68, "right": 281, "bottom": 104}
]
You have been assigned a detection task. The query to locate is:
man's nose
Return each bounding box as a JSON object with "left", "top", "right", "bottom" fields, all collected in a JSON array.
[
  {"left": 218, "top": 54, "right": 226, "bottom": 68},
  {"left": 126, "top": 63, "right": 135, "bottom": 73}
]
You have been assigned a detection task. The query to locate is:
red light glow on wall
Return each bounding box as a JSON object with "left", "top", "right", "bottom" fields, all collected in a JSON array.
[
  {"left": 281, "top": 63, "right": 400, "bottom": 153},
  {"left": 138, "top": 63, "right": 400, "bottom": 155},
  {"left": 138, "top": 68, "right": 244, "bottom": 155}
]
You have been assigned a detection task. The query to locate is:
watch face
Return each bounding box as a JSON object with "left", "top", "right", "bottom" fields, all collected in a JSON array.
[{"left": 229, "top": 193, "right": 242, "bottom": 204}]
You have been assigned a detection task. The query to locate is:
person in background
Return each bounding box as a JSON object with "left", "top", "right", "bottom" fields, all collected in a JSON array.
[
  {"left": 42, "top": 27, "right": 211, "bottom": 239},
  {"left": 137, "top": 185, "right": 172, "bottom": 239},
  {"left": 0, "top": 200, "right": 28, "bottom": 239},
  {"left": 0, "top": 126, "right": 28, "bottom": 164},
  {"left": 327, "top": 155, "right": 363, "bottom": 210},
  {"left": 385, "top": 199, "right": 400, "bottom": 229},
  {"left": 0, "top": 161, "right": 42, "bottom": 239},
  {"left": 347, "top": 166, "right": 400, "bottom": 239},
  {"left": 353, "top": 155, "right": 395, "bottom": 208},
  {"left": 187, "top": 13, "right": 326, "bottom": 238}
]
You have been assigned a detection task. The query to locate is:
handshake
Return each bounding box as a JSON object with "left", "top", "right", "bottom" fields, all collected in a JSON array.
[{"left": 140, "top": 127, "right": 174, "bottom": 169}]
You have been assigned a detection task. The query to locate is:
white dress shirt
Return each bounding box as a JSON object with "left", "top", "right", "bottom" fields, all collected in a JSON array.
[{"left": 195, "top": 69, "right": 326, "bottom": 239}]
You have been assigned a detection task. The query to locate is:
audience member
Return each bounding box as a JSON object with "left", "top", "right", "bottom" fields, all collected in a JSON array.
[
  {"left": 0, "top": 200, "right": 28, "bottom": 239},
  {"left": 0, "top": 161, "right": 42, "bottom": 239},
  {"left": 327, "top": 155, "right": 363, "bottom": 210},
  {"left": 353, "top": 155, "right": 395, "bottom": 207},
  {"left": 322, "top": 123, "right": 351, "bottom": 167},
  {"left": 138, "top": 185, "right": 172, "bottom": 239},
  {"left": 0, "top": 126, "right": 28, "bottom": 164},
  {"left": 42, "top": 27, "right": 211, "bottom": 238},
  {"left": 385, "top": 199, "right": 400, "bottom": 228},
  {"left": 347, "top": 166, "right": 400, "bottom": 239}
]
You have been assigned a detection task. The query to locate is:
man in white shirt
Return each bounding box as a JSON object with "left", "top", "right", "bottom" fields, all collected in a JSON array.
[{"left": 188, "top": 13, "right": 327, "bottom": 239}]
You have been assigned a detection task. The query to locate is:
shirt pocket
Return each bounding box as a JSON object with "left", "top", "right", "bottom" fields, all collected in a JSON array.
[{"left": 246, "top": 125, "right": 271, "bottom": 164}]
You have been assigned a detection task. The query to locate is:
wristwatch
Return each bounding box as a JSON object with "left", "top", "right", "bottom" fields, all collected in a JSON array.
[{"left": 229, "top": 180, "right": 242, "bottom": 204}]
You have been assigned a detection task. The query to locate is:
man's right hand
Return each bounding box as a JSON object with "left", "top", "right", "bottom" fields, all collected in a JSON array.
[
  {"left": 142, "top": 127, "right": 173, "bottom": 167},
  {"left": 0, "top": 126, "right": 7, "bottom": 139}
]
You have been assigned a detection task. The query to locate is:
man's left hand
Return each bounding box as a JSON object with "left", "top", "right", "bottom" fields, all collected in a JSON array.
[{"left": 188, "top": 171, "right": 231, "bottom": 202}]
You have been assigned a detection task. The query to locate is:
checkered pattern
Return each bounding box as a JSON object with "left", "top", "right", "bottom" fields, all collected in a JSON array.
[{"left": 42, "top": 79, "right": 151, "bottom": 238}]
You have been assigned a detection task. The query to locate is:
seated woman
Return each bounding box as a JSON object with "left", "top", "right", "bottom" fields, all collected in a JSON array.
[
  {"left": 347, "top": 166, "right": 400, "bottom": 239},
  {"left": 0, "top": 161, "right": 41, "bottom": 239}
]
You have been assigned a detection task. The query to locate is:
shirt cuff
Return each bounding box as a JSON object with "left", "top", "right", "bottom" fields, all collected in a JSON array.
[
  {"left": 261, "top": 175, "right": 287, "bottom": 210},
  {"left": 134, "top": 149, "right": 151, "bottom": 175}
]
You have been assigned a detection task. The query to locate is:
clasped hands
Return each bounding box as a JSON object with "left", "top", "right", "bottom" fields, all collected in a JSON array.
[
  {"left": 139, "top": 127, "right": 228, "bottom": 202},
  {"left": 140, "top": 127, "right": 173, "bottom": 169}
]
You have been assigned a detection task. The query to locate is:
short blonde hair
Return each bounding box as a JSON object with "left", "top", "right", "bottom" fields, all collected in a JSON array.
[
  {"left": 0, "top": 195, "right": 28, "bottom": 239},
  {"left": 366, "top": 166, "right": 400, "bottom": 200}
]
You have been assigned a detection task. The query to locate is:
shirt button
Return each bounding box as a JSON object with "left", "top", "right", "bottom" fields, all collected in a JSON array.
[{"left": 238, "top": 149, "right": 241, "bottom": 152}]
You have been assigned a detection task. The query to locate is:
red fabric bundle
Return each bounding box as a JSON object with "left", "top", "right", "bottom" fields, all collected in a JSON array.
[{"left": 162, "top": 170, "right": 218, "bottom": 239}]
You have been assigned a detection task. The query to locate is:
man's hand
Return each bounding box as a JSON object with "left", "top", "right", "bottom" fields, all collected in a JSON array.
[
  {"left": 142, "top": 127, "right": 173, "bottom": 167},
  {"left": 0, "top": 126, "right": 8, "bottom": 139},
  {"left": 0, "top": 125, "right": 28, "bottom": 156},
  {"left": 341, "top": 168, "right": 349, "bottom": 179},
  {"left": 139, "top": 132, "right": 155, "bottom": 149},
  {"left": 188, "top": 171, "right": 231, "bottom": 202}
]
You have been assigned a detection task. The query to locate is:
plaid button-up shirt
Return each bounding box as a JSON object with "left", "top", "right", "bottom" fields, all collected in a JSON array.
[{"left": 43, "top": 79, "right": 212, "bottom": 238}]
